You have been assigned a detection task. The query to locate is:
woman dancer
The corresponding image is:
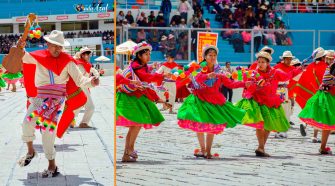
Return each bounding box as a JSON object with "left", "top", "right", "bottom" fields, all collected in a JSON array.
[
  {"left": 236, "top": 51, "right": 302, "bottom": 157},
  {"left": 116, "top": 42, "right": 171, "bottom": 162},
  {"left": 299, "top": 51, "right": 335, "bottom": 155},
  {"left": 177, "top": 45, "right": 250, "bottom": 159}
]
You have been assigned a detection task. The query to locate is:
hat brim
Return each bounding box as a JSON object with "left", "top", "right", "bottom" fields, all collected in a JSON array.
[
  {"left": 260, "top": 47, "right": 274, "bottom": 55},
  {"left": 133, "top": 45, "right": 152, "bottom": 56},
  {"left": 202, "top": 46, "right": 219, "bottom": 58},
  {"left": 44, "top": 36, "right": 70, "bottom": 47},
  {"left": 280, "top": 55, "right": 295, "bottom": 59},
  {"left": 314, "top": 53, "right": 326, "bottom": 60},
  {"left": 291, "top": 62, "right": 302, "bottom": 65},
  {"left": 256, "top": 53, "right": 272, "bottom": 62},
  {"left": 79, "top": 48, "right": 92, "bottom": 56}
]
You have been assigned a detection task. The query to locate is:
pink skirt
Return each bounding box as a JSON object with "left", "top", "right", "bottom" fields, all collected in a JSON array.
[{"left": 116, "top": 116, "right": 160, "bottom": 129}]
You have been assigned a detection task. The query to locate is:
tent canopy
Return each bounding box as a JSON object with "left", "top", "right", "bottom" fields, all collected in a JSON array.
[
  {"left": 94, "top": 55, "right": 111, "bottom": 62},
  {"left": 116, "top": 40, "right": 137, "bottom": 55}
]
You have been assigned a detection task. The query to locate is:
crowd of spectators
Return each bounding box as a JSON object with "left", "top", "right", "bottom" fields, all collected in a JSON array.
[
  {"left": 116, "top": 0, "right": 296, "bottom": 58},
  {"left": 0, "top": 30, "right": 113, "bottom": 54}
]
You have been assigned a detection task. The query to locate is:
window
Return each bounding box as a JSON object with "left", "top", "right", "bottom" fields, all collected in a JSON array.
[
  {"left": 74, "top": 21, "right": 88, "bottom": 30},
  {"left": 19, "top": 22, "right": 55, "bottom": 33},
  {"left": 89, "top": 20, "right": 99, "bottom": 29},
  {"left": 61, "top": 22, "right": 75, "bottom": 31},
  {"left": 0, "top": 24, "right": 13, "bottom": 33},
  {"left": 62, "top": 21, "right": 88, "bottom": 31}
]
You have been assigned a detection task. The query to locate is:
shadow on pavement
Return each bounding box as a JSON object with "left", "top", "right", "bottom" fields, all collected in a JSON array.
[
  {"left": 20, "top": 173, "right": 105, "bottom": 186},
  {"left": 67, "top": 127, "right": 97, "bottom": 132},
  {"left": 116, "top": 160, "right": 167, "bottom": 165},
  {"left": 236, "top": 154, "right": 294, "bottom": 159},
  {"left": 31, "top": 144, "right": 83, "bottom": 153}
]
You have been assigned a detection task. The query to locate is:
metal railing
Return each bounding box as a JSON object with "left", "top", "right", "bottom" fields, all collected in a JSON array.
[
  {"left": 117, "top": 26, "right": 316, "bottom": 66},
  {"left": 117, "top": 0, "right": 157, "bottom": 9},
  {"left": 276, "top": 2, "right": 335, "bottom": 13}
]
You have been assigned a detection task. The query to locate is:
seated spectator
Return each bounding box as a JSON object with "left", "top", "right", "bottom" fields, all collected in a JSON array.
[
  {"left": 117, "top": 11, "right": 125, "bottom": 25},
  {"left": 159, "top": 35, "right": 168, "bottom": 56},
  {"left": 223, "top": 13, "right": 237, "bottom": 28},
  {"left": 177, "top": 33, "right": 188, "bottom": 60},
  {"left": 148, "top": 11, "right": 156, "bottom": 25},
  {"left": 275, "top": 22, "right": 290, "bottom": 45},
  {"left": 125, "top": 11, "right": 134, "bottom": 24},
  {"left": 170, "top": 11, "right": 182, "bottom": 25},
  {"left": 265, "top": 22, "right": 276, "bottom": 45},
  {"left": 156, "top": 17, "right": 166, "bottom": 27},
  {"left": 245, "top": 11, "right": 256, "bottom": 28},
  {"left": 179, "top": 18, "right": 187, "bottom": 29},
  {"left": 241, "top": 30, "right": 251, "bottom": 44},
  {"left": 233, "top": 6, "right": 244, "bottom": 21},
  {"left": 136, "top": 29, "right": 146, "bottom": 43},
  {"left": 170, "top": 20, "right": 179, "bottom": 29},
  {"left": 167, "top": 34, "right": 177, "bottom": 57},
  {"left": 257, "top": 13, "right": 267, "bottom": 28},
  {"left": 156, "top": 12, "right": 165, "bottom": 24}
]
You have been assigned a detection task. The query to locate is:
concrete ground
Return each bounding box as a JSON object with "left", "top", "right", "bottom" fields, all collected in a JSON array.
[
  {"left": 0, "top": 76, "right": 114, "bottom": 186},
  {"left": 116, "top": 88, "right": 335, "bottom": 186}
]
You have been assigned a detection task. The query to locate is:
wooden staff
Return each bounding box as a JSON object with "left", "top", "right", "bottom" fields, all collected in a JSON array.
[{"left": 2, "top": 13, "right": 37, "bottom": 73}]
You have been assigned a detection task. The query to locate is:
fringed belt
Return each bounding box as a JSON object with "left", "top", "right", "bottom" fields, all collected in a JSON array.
[{"left": 26, "top": 84, "right": 67, "bottom": 133}]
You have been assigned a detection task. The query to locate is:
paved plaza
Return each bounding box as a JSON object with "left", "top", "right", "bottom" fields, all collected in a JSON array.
[
  {"left": 116, "top": 88, "right": 335, "bottom": 186},
  {"left": 0, "top": 76, "right": 114, "bottom": 186}
]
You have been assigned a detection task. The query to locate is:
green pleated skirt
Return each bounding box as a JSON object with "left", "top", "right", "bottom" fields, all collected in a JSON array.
[
  {"left": 177, "top": 94, "right": 246, "bottom": 134},
  {"left": 116, "top": 92, "right": 164, "bottom": 129},
  {"left": 235, "top": 98, "right": 290, "bottom": 132}
]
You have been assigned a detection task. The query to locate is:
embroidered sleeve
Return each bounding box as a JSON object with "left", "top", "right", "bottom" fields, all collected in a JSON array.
[
  {"left": 116, "top": 74, "right": 130, "bottom": 86},
  {"left": 322, "top": 65, "right": 335, "bottom": 86}
]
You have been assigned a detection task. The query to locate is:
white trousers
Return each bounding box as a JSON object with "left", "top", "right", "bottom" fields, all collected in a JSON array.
[
  {"left": 22, "top": 98, "right": 59, "bottom": 160},
  {"left": 74, "top": 88, "right": 95, "bottom": 124},
  {"left": 159, "top": 82, "right": 176, "bottom": 107},
  {"left": 282, "top": 99, "right": 293, "bottom": 121}
]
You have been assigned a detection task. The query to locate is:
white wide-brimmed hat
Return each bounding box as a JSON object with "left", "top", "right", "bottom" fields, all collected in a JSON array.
[
  {"left": 260, "top": 46, "right": 274, "bottom": 55},
  {"left": 256, "top": 51, "right": 273, "bottom": 62},
  {"left": 202, "top": 45, "right": 219, "bottom": 58},
  {"left": 168, "top": 34, "right": 174, "bottom": 39},
  {"left": 74, "top": 47, "right": 92, "bottom": 59},
  {"left": 43, "top": 30, "right": 70, "bottom": 47},
  {"left": 291, "top": 58, "right": 301, "bottom": 65},
  {"left": 161, "top": 35, "right": 167, "bottom": 40},
  {"left": 280, "top": 51, "right": 295, "bottom": 59},
  {"left": 161, "top": 35, "right": 167, "bottom": 41},
  {"left": 314, "top": 47, "right": 326, "bottom": 60},
  {"left": 132, "top": 41, "right": 152, "bottom": 56},
  {"left": 325, "top": 50, "right": 335, "bottom": 59}
]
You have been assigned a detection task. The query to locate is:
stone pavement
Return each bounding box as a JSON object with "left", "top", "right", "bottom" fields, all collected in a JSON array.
[
  {"left": 116, "top": 88, "right": 335, "bottom": 186},
  {"left": 0, "top": 76, "right": 114, "bottom": 186}
]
